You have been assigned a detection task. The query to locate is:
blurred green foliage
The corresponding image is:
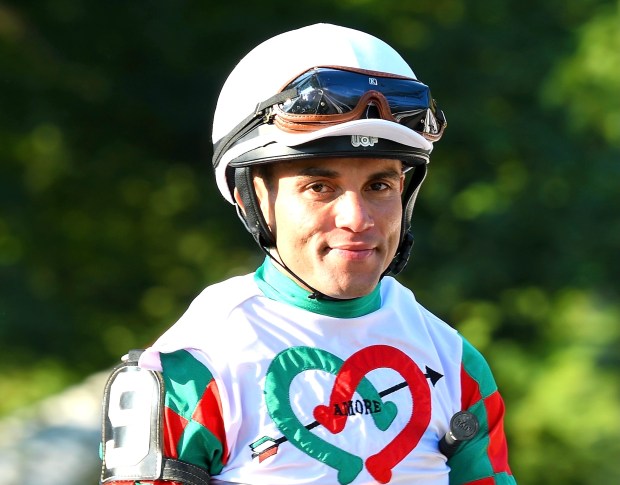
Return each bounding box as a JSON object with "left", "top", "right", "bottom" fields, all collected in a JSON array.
[{"left": 1, "top": 0, "right": 619, "bottom": 483}]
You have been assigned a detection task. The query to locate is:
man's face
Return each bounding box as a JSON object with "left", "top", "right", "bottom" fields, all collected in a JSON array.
[{"left": 252, "top": 157, "right": 405, "bottom": 299}]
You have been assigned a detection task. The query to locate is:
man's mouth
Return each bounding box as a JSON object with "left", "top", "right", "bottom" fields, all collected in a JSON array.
[{"left": 327, "top": 245, "right": 376, "bottom": 260}]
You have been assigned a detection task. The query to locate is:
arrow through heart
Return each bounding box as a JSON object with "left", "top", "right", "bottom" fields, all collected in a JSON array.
[{"left": 255, "top": 346, "right": 442, "bottom": 484}]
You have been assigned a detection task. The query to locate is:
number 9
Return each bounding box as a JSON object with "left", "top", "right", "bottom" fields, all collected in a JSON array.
[{"left": 102, "top": 363, "right": 163, "bottom": 480}]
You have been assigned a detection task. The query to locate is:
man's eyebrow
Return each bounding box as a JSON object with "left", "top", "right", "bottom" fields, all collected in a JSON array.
[
  {"left": 371, "top": 169, "right": 403, "bottom": 180},
  {"left": 296, "top": 167, "right": 340, "bottom": 178}
]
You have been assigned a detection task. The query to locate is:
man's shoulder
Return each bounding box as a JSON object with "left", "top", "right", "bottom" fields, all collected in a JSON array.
[
  {"left": 382, "top": 276, "right": 463, "bottom": 346},
  {"left": 191, "top": 271, "right": 260, "bottom": 311},
  {"left": 144, "top": 271, "right": 261, "bottom": 355},
  {"left": 382, "top": 277, "right": 457, "bottom": 327},
  {"left": 178, "top": 270, "right": 262, "bottom": 326}
]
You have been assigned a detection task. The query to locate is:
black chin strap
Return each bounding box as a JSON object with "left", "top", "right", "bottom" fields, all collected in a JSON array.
[
  {"left": 234, "top": 166, "right": 336, "bottom": 300},
  {"left": 385, "top": 163, "right": 428, "bottom": 276},
  {"left": 260, "top": 245, "right": 345, "bottom": 301},
  {"left": 234, "top": 167, "right": 276, "bottom": 247}
]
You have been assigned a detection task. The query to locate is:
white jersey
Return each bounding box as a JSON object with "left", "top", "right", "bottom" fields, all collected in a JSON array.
[{"left": 132, "top": 263, "right": 515, "bottom": 485}]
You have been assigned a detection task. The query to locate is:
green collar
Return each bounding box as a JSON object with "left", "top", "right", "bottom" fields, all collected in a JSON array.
[{"left": 254, "top": 257, "right": 381, "bottom": 318}]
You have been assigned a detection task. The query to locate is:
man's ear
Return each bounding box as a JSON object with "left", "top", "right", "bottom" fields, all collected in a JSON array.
[
  {"left": 252, "top": 175, "right": 273, "bottom": 228},
  {"left": 233, "top": 171, "right": 277, "bottom": 247},
  {"left": 233, "top": 187, "right": 246, "bottom": 215},
  {"left": 234, "top": 176, "right": 274, "bottom": 230}
]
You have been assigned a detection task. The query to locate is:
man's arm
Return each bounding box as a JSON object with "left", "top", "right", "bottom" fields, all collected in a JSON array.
[{"left": 447, "top": 338, "right": 517, "bottom": 485}]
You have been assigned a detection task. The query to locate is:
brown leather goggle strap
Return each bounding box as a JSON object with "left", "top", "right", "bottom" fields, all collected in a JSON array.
[{"left": 273, "top": 91, "right": 397, "bottom": 133}]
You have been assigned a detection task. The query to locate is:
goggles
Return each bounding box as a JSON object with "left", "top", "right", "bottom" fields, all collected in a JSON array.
[{"left": 270, "top": 67, "right": 446, "bottom": 142}]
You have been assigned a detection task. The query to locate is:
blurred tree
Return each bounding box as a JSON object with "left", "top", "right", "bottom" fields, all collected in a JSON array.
[{"left": 0, "top": 0, "right": 618, "bottom": 483}]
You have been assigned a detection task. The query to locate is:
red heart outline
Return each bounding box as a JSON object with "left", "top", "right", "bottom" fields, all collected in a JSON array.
[{"left": 313, "top": 345, "right": 431, "bottom": 484}]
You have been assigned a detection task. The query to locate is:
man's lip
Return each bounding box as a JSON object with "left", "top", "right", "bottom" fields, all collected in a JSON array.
[
  {"left": 326, "top": 244, "right": 377, "bottom": 258},
  {"left": 328, "top": 243, "right": 376, "bottom": 251}
]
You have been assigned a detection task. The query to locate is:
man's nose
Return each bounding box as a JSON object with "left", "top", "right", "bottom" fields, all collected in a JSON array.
[{"left": 334, "top": 191, "right": 374, "bottom": 232}]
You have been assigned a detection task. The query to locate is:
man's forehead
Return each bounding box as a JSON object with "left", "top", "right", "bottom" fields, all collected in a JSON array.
[{"left": 271, "top": 157, "right": 405, "bottom": 177}]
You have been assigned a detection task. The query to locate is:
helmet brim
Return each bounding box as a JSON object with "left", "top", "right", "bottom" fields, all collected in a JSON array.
[{"left": 216, "top": 118, "right": 432, "bottom": 203}]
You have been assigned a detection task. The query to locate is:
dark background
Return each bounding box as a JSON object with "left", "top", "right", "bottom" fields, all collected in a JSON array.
[{"left": 1, "top": 0, "right": 619, "bottom": 482}]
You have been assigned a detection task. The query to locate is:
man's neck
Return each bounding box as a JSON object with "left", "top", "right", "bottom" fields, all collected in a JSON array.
[{"left": 254, "top": 257, "right": 381, "bottom": 318}]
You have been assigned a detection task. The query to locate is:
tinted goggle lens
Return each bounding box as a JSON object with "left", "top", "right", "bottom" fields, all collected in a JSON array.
[{"left": 276, "top": 68, "right": 445, "bottom": 137}]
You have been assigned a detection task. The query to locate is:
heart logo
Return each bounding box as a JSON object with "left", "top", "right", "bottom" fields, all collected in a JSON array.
[{"left": 261, "top": 345, "right": 432, "bottom": 484}]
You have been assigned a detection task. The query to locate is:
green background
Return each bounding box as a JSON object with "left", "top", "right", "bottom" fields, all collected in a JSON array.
[{"left": 1, "top": 0, "right": 619, "bottom": 482}]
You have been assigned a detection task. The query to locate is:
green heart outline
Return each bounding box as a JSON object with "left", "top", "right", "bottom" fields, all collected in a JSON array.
[{"left": 264, "top": 346, "right": 398, "bottom": 485}]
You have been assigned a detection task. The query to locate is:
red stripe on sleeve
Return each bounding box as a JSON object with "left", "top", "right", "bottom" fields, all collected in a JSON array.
[
  {"left": 163, "top": 406, "right": 189, "bottom": 459},
  {"left": 192, "top": 379, "right": 229, "bottom": 464},
  {"left": 483, "top": 391, "right": 512, "bottom": 475},
  {"left": 461, "top": 363, "right": 483, "bottom": 409}
]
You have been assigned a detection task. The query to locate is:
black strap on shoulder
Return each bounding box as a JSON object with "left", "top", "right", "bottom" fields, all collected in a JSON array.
[{"left": 161, "top": 458, "right": 211, "bottom": 485}]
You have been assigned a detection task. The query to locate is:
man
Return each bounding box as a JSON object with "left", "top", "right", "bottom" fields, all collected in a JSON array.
[{"left": 100, "top": 23, "right": 516, "bottom": 485}]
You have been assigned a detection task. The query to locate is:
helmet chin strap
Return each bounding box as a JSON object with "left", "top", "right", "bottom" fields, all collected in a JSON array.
[
  {"left": 234, "top": 163, "right": 428, "bottom": 300},
  {"left": 234, "top": 166, "right": 337, "bottom": 300},
  {"left": 383, "top": 163, "right": 427, "bottom": 277},
  {"left": 258, "top": 245, "right": 345, "bottom": 301}
]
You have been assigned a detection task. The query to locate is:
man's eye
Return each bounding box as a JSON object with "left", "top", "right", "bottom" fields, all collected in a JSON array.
[
  {"left": 309, "top": 183, "right": 328, "bottom": 193},
  {"left": 369, "top": 182, "right": 389, "bottom": 191}
]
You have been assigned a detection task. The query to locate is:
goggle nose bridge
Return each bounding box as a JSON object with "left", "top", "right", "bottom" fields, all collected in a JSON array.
[{"left": 356, "top": 90, "right": 396, "bottom": 121}]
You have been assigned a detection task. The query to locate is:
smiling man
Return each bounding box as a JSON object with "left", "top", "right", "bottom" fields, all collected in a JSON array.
[
  {"left": 247, "top": 157, "right": 405, "bottom": 299},
  {"left": 100, "top": 24, "right": 516, "bottom": 485}
]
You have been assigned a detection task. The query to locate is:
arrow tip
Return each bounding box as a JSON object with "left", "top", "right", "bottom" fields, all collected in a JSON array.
[{"left": 425, "top": 366, "right": 444, "bottom": 386}]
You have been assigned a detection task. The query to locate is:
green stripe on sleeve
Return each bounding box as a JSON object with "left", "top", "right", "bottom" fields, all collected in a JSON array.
[
  {"left": 461, "top": 337, "right": 497, "bottom": 399},
  {"left": 160, "top": 349, "right": 214, "bottom": 419}
]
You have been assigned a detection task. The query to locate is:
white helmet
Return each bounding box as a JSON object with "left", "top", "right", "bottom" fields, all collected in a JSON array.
[{"left": 211, "top": 23, "right": 446, "bottom": 277}]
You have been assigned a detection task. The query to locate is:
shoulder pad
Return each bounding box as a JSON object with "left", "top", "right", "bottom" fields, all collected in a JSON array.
[{"left": 101, "top": 350, "right": 164, "bottom": 482}]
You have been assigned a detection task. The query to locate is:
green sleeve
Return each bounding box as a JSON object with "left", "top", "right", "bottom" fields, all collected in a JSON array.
[
  {"left": 448, "top": 338, "right": 517, "bottom": 485},
  {"left": 160, "top": 349, "right": 228, "bottom": 476}
]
